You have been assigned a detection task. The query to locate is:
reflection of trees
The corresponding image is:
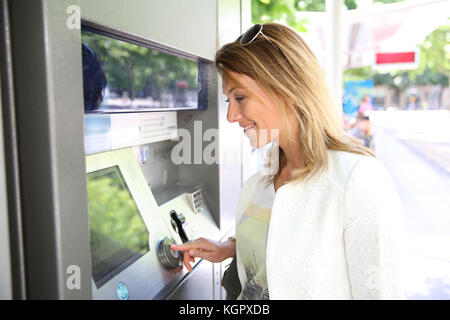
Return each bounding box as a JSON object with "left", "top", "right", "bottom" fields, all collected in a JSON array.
[
  {"left": 87, "top": 167, "right": 149, "bottom": 255},
  {"left": 81, "top": 30, "right": 198, "bottom": 102}
]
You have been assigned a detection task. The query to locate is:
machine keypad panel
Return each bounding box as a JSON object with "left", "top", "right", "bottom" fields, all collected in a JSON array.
[{"left": 86, "top": 148, "right": 220, "bottom": 299}]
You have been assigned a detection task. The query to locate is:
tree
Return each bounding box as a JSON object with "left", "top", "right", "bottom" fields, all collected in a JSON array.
[
  {"left": 251, "top": 0, "right": 404, "bottom": 33},
  {"left": 252, "top": 0, "right": 312, "bottom": 32},
  {"left": 252, "top": 0, "right": 358, "bottom": 33},
  {"left": 345, "top": 0, "right": 358, "bottom": 10},
  {"left": 409, "top": 22, "right": 450, "bottom": 88},
  {"left": 82, "top": 30, "right": 198, "bottom": 102},
  {"left": 345, "top": 21, "right": 449, "bottom": 90},
  {"left": 252, "top": 0, "right": 448, "bottom": 93},
  {"left": 373, "top": 0, "right": 404, "bottom": 4}
]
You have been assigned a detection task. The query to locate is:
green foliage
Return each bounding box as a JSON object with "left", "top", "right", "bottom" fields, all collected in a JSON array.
[
  {"left": 82, "top": 31, "right": 198, "bottom": 100},
  {"left": 345, "top": 0, "right": 358, "bottom": 10},
  {"left": 252, "top": 0, "right": 359, "bottom": 32},
  {"left": 373, "top": 22, "right": 450, "bottom": 88},
  {"left": 251, "top": 0, "right": 402, "bottom": 32},
  {"left": 346, "top": 21, "right": 450, "bottom": 88},
  {"left": 344, "top": 66, "right": 373, "bottom": 81},
  {"left": 295, "top": 0, "right": 325, "bottom": 11},
  {"left": 252, "top": 0, "right": 312, "bottom": 32},
  {"left": 252, "top": 0, "right": 363, "bottom": 32},
  {"left": 373, "top": 0, "right": 404, "bottom": 4},
  {"left": 409, "top": 22, "right": 450, "bottom": 84},
  {"left": 252, "top": 1, "right": 447, "bottom": 88},
  {"left": 87, "top": 167, "right": 149, "bottom": 256}
]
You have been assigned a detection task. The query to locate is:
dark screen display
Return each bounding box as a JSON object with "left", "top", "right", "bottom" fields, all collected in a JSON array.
[
  {"left": 81, "top": 29, "right": 204, "bottom": 113},
  {"left": 87, "top": 166, "right": 149, "bottom": 289}
]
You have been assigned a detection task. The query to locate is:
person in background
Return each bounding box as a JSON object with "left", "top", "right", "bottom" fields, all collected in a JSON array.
[
  {"left": 358, "top": 95, "right": 373, "bottom": 116},
  {"left": 348, "top": 114, "right": 374, "bottom": 151},
  {"left": 82, "top": 43, "right": 107, "bottom": 112}
]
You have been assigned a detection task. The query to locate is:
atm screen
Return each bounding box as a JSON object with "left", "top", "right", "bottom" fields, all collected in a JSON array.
[
  {"left": 87, "top": 166, "right": 149, "bottom": 288},
  {"left": 81, "top": 28, "right": 206, "bottom": 113}
]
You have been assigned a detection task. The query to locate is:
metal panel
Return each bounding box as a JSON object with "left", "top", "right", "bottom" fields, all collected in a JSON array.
[
  {"left": 8, "top": 0, "right": 91, "bottom": 299},
  {"left": 166, "top": 259, "right": 214, "bottom": 300},
  {"left": 0, "top": 55, "right": 12, "bottom": 300},
  {"left": 79, "top": 0, "right": 225, "bottom": 233},
  {"left": 79, "top": 0, "right": 217, "bottom": 60},
  {"left": 4, "top": 0, "right": 245, "bottom": 300},
  {"left": 0, "top": 0, "right": 26, "bottom": 299},
  {"left": 84, "top": 148, "right": 223, "bottom": 300}
]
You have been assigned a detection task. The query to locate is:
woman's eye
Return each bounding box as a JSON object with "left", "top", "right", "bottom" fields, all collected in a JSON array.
[{"left": 225, "top": 96, "right": 245, "bottom": 103}]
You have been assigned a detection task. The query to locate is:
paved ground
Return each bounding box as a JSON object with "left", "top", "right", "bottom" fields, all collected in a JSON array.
[
  {"left": 371, "top": 110, "right": 450, "bottom": 175},
  {"left": 371, "top": 110, "right": 450, "bottom": 299}
]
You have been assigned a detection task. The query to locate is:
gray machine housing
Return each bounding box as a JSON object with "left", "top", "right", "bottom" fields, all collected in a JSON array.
[{"left": 0, "top": 0, "right": 248, "bottom": 299}]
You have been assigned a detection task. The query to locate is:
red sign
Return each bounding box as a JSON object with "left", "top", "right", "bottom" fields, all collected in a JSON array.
[{"left": 376, "top": 51, "right": 416, "bottom": 64}]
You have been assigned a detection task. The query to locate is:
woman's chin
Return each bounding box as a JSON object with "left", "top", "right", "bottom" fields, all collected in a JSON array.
[{"left": 246, "top": 128, "right": 271, "bottom": 149}]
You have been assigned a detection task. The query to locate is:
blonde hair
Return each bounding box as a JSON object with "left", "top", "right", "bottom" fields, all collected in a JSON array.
[{"left": 215, "top": 23, "right": 374, "bottom": 184}]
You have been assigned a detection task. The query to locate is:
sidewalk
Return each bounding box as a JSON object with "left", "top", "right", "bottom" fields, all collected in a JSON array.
[
  {"left": 371, "top": 110, "right": 450, "bottom": 176},
  {"left": 372, "top": 124, "right": 450, "bottom": 299},
  {"left": 403, "top": 234, "right": 450, "bottom": 299},
  {"left": 385, "top": 131, "right": 450, "bottom": 176}
]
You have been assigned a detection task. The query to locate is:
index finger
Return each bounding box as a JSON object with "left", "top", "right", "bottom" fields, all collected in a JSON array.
[
  {"left": 170, "top": 241, "right": 197, "bottom": 252},
  {"left": 170, "top": 238, "right": 213, "bottom": 251}
]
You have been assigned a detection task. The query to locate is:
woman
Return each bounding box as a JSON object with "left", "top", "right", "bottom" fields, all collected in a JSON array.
[
  {"left": 171, "top": 23, "right": 405, "bottom": 300},
  {"left": 358, "top": 95, "right": 374, "bottom": 116}
]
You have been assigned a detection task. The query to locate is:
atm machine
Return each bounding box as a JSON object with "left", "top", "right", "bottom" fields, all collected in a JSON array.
[
  {"left": 0, "top": 0, "right": 245, "bottom": 299},
  {"left": 81, "top": 22, "right": 223, "bottom": 300}
]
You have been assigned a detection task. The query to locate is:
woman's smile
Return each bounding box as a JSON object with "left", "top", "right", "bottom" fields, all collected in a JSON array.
[{"left": 243, "top": 122, "right": 256, "bottom": 134}]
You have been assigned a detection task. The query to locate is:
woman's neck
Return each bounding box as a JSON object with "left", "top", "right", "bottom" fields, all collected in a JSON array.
[
  {"left": 279, "top": 136, "right": 303, "bottom": 172},
  {"left": 278, "top": 113, "right": 303, "bottom": 171}
]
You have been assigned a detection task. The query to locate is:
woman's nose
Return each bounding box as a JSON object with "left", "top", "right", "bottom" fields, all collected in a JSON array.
[{"left": 226, "top": 103, "right": 243, "bottom": 123}]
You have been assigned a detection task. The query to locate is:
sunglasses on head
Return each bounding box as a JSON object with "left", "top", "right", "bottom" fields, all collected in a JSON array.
[{"left": 239, "top": 24, "right": 279, "bottom": 52}]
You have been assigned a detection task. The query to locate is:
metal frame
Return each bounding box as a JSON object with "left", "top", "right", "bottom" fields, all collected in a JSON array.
[
  {"left": 81, "top": 23, "right": 210, "bottom": 113},
  {"left": 0, "top": 0, "right": 27, "bottom": 299},
  {"left": 6, "top": 0, "right": 91, "bottom": 299},
  {"left": 0, "top": 42, "right": 12, "bottom": 300},
  {"left": 1, "top": 0, "right": 245, "bottom": 300}
]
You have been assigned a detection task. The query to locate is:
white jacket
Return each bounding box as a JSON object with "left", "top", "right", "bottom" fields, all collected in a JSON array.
[{"left": 235, "top": 150, "right": 405, "bottom": 299}]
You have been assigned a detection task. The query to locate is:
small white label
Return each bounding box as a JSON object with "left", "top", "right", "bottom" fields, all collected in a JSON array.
[{"left": 66, "top": 265, "right": 81, "bottom": 290}]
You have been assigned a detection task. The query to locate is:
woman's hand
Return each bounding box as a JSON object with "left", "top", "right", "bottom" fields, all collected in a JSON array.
[{"left": 170, "top": 237, "right": 236, "bottom": 272}]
